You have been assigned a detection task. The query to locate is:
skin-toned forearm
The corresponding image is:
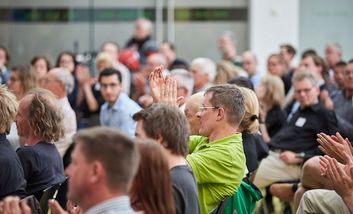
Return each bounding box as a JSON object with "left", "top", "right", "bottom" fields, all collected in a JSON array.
[
  {"left": 259, "top": 123, "right": 271, "bottom": 143},
  {"left": 83, "top": 83, "right": 98, "bottom": 112}
]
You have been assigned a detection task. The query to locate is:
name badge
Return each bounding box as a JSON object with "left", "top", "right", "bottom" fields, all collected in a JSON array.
[{"left": 295, "top": 117, "right": 306, "bottom": 127}]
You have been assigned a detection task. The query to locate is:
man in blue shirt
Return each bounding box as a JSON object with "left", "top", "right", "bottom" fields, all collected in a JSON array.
[{"left": 99, "top": 68, "right": 141, "bottom": 137}]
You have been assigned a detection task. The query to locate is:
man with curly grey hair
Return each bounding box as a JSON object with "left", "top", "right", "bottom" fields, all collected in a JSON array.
[{"left": 16, "top": 88, "right": 66, "bottom": 199}]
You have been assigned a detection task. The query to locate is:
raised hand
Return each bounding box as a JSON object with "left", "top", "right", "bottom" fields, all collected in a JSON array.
[
  {"left": 317, "top": 132, "right": 353, "bottom": 163},
  {"left": 160, "top": 76, "right": 178, "bottom": 106},
  {"left": 149, "top": 65, "right": 165, "bottom": 102}
]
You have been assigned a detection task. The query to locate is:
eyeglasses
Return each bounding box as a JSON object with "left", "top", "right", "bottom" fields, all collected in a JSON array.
[
  {"left": 198, "top": 106, "right": 220, "bottom": 112},
  {"left": 294, "top": 87, "right": 313, "bottom": 94}
]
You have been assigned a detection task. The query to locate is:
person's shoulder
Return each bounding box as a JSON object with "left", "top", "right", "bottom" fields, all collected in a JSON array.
[
  {"left": 120, "top": 93, "right": 141, "bottom": 110},
  {"left": 17, "top": 146, "right": 37, "bottom": 158},
  {"left": 189, "top": 135, "right": 208, "bottom": 143}
]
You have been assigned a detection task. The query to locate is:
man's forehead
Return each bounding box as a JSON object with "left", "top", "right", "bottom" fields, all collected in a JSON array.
[{"left": 294, "top": 78, "right": 312, "bottom": 87}]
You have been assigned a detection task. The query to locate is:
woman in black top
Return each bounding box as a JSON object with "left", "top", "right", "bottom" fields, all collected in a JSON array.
[{"left": 256, "top": 74, "right": 287, "bottom": 143}]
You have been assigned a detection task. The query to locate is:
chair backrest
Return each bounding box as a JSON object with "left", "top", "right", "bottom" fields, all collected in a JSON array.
[
  {"left": 55, "top": 177, "right": 69, "bottom": 210},
  {"left": 214, "top": 197, "right": 231, "bottom": 214},
  {"left": 39, "top": 183, "right": 61, "bottom": 214}
]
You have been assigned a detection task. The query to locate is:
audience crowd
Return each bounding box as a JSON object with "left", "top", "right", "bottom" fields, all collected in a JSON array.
[{"left": 0, "top": 17, "right": 352, "bottom": 214}]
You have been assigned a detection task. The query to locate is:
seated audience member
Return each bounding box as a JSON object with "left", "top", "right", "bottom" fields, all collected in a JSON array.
[
  {"left": 130, "top": 141, "right": 176, "bottom": 214},
  {"left": 76, "top": 54, "right": 107, "bottom": 128},
  {"left": 213, "top": 60, "right": 242, "bottom": 85},
  {"left": 325, "top": 42, "right": 343, "bottom": 77},
  {"left": 159, "top": 41, "right": 189, "bottom": 70},
  {"left": 256, "top": 74, "right": 287, "bottom": 143},
  {"left": 16, "top": 88, "right": 65, "bottom": 198},
  {"left": 133, "top": 104, "right": 200, "bottom": 214},
  {"left": 101, "top": 41, "right": 131, "bottom": 94},
  {"left": 296, "top": 132, "right": 353, "bottom": 214},
  {"left": 7, "top": 65, "right": 37, "bottom": 101},
  {"left": 170, "top": 69, "right": 194, "bottom": 110},
  {"left": 47, "top": 127, "right": 140, "bottom": 214},
  {"left": 30, "top": 55, "right": 51, "bottom": 87},
  {"left": 267, "top": 53, "right": 291, "bottom": 95},
  {"left": 242, "top": 51, "right": 261, "bottom": 88},
  {"left": 43, "top": 68, "right": 77, "bottom": 156},
  {"left": 228, "top": 76, "right": 254, "bottom": 90},
  {"left": 321, "top": 59, "right": 353, "bottom": 141},
  {"left": 7, "top": 65, "right": 37, "bottom": 149},
  {"left": 147, "top": 68, "right": 246, "bottom": 213},
  {"left": 253, "top": 71, "right": 337, "bottom": 189},
  {"left": 184, "top": 92, "right": 204, "bottom": 135},
  {"left": 190, "top": 57, "right": 216, "bottom": 93},
  {"left": 56, "top": 51, "right": 78, "bottom": 109},
  {"left": 285, "top": 52, "right": 336, "bottom": 120},
  {"left": 0, "top": 45, "right": 11, "bottom": 85},
  {"left": 99, "top": 68, "right": 141, "bottom": 137},
  {"left": 332, "top": 61, "right": 346, "bottom": 90},
  {"left": 238, "top": 87, "right": 268, "bottom": 177},
  {"left": 280, "top": 44, "right": 297, "bottom": 77},
  {"left": 217, "top": 31, "right": 242, "bottom": 67},
  {"left": 187, "top": 84, "right": 246, "bottom": 214},
  {"left": 0, "top": 85, "right": 26, "bottom": 199}
]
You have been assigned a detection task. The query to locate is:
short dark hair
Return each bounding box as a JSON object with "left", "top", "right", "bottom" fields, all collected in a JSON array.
[
  {"left": 334, "top": 61, "right": 347, "bottom": 68},
  {"left": 301, "top": 49, "right": 317, "bottom": 59},
  {"left": 98, "top": 68, "right": 122, "bottom": 83},
  {"left": 280, "top": 44, "right": 296, "bottom": 56},
  {"left": 74, "top": 127, "right": 140, "bottom": 192},
  {"left": 228, "top": 76, "right": 254, "bottom": 91},
  {"left": 31, "top": 55, "right": 52, "bottom": 71},
  {"left": 206, "top": 84, "right": 245, "bottom": 127},
  {"left": 132, "top": 104, "right": 189, "bottom": 156}
]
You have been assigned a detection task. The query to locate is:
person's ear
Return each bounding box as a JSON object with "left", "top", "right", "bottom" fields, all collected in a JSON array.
[
  {"left": 216, "top": 107, "right": 225, "bottom": 121},
  {"left": 90, "top": 161, "right": 104, "bottom": 184}
]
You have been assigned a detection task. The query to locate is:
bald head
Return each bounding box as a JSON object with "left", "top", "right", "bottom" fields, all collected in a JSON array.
[
  {"left": 134, "top": 18, "right": 153, "bottom": 41},
  {"left": 184, "top": 92, "right": 204, "bottom": 135}
]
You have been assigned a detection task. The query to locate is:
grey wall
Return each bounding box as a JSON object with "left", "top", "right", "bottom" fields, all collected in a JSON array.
[
  {"left": 299, "top": 0, "right": 353, "bottom": 61},
  {"left": 0, "top": 0, "right": 248, "bottom": 66}
]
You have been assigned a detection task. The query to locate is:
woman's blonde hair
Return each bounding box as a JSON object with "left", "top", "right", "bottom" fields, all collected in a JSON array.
[
  {"left": 239, "top": 87, "right": 259, "bottom": 133},
  {"left": 214, "top": 60, "right": 241, "bottom": 84},
  {"left": 96, "top": 52, "right": 114, "bottom": 68},
  {"left": 259, "top": 74, "right": 285, "bottom": 108},
  {"left": 0, "top": 85, "right": 18, "bottom": 134}
]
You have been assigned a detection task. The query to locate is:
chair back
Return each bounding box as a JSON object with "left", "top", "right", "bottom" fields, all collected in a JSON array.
[{"left": 39, "top": 183, "right": 61, "bottom": 214}]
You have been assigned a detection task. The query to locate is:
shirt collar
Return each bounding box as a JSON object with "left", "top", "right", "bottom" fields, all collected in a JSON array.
[{"left": 85, "top": 196, "right": 132, "bottom": 214}]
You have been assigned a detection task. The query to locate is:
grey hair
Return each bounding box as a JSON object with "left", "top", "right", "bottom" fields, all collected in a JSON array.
[
  {"left": 292, "top": 70, "right": 318, "bottom": 87},
  {"left": 51, "top": 68, "right": 74, "bottom": 94},
  {"left": 137, "top": 18, "right": 152, "bottom": 31},
  {"left": 206, "top": 84, "right": 245, "bottom": 127},
  {"left": 170, "top": 69, "right": 194, "bottom": 97},
  {"left": 191, "top": 57, "right": 217, "bottom": 82},
  {"left": 326, "top": 42, "right": 342, "bottom": 54},
  {"left": 221, "top": 30, "right": 238, "bottom": 45}
]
